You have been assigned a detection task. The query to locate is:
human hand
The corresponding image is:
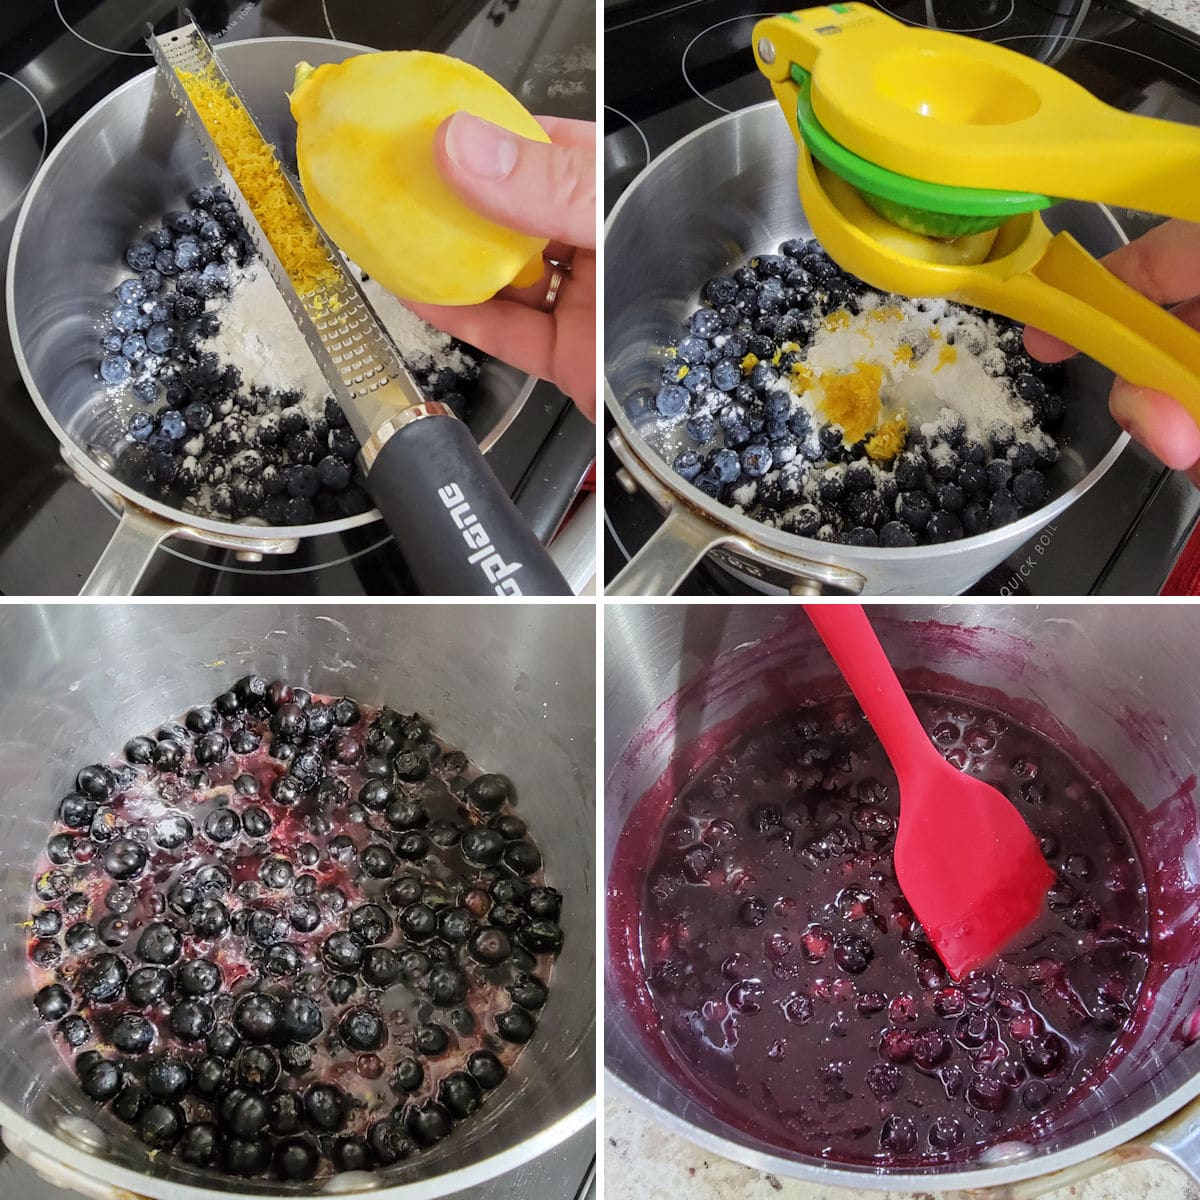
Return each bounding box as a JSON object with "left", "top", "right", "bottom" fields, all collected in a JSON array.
[
  {"left": 406, "top": 112, "right": 596, "bottom": 421},
  {"left": 1024, "top": 219, "right": 1200, "bottom": 485}
]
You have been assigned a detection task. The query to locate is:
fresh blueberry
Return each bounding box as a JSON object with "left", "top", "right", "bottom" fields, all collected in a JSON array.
[
  {"left": 100, "top": 355, "right": 132, "bottom": 386},
  {"left": 654, "top": 384, "right": 690, "bottom": 418},
  {"left": 676, "top": 336, "right": 708, "bottom": 365},
  {"left": 125, "top": 243, "right": 157, "bottom": 271}
]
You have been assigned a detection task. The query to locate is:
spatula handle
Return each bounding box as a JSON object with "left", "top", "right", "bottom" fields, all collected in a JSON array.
[{"left": 805, "top": 604, "right": 934, "bottom": 779}]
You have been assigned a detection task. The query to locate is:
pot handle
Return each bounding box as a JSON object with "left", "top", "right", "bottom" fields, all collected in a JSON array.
[
  {"left": 1143, "top": 1092, "right": 1200, "bottom": 1185},
  {"left": 80, "top": 508, "right": 171, "bottom": 596},
  {"left": 79, "top": 506, "right": 306, "bottom": 596},
  {"left": 1, "top": 1127, "right": 151, "bottom": 1200},
  {"left": 608, "top": 504, "right": 725, "bottom": 595}
]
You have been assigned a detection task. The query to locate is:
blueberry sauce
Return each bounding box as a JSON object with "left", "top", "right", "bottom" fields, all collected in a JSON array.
[
  {"left": 27, "top": 676, "right": 562, "bottom": 1181},
  {"left": 612, "top": 691, "right": 1147, "bottom": 1165}
]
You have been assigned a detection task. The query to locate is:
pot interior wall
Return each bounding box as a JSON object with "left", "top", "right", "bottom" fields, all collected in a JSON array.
[
  {"left": 8, "top": 38, "right": 520, "bottom": 495},
  {"left": 0, "top": 604, "right": 594, "bottom": 1196},
  {"left": 604, "top": 604, "right": 1200, "bottom": 1183}
]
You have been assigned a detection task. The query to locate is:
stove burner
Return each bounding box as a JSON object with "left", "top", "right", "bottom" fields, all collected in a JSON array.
[
  {"left": 604, "top": 105, "right": 651, "bottom": 210},
  {"left": 994, "top": 33, "right": 1200, "bottom": 91},
  {"left": 875, "top": 0, "right": 1015, "bottom": 34},
  {"left": 681, "top": 12, "right": 776, "bottom": 114},
  {"left": 0, "top": 73, "right": 48, "bottom": 222},
  {"left": 53, "top": 0, "right": 152, "bottom": 56}
]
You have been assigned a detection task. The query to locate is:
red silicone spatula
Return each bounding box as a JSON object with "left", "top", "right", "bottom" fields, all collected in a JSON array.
[{"left": 805, "top": 604, "right": 1054, "bottom": 980}]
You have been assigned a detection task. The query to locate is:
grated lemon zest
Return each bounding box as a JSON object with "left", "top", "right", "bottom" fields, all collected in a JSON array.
[
  {"left": 741, "top": 352, "right": 759, "bottom": 374},
  {"left": 180, "top": 65, "right": 341, "bottom": 307},
  {"left": 817, "top": 362, "right": 883, "bottom": 443},
  {"left": 866, "top": 413, "right": 909, "bottom": 462},
  {"left": 932, "top": 344, "right": 958, "bottom": 373}
]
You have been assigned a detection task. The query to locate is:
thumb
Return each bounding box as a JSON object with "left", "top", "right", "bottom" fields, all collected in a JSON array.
[{"left": 435, "top": 112, "right": 596, "bottom": 250}]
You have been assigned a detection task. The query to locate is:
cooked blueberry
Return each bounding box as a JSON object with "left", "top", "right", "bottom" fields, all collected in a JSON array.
[
  {"left": 234, "top": 992, "right": 283, "bottom": 1042},
  {"left": 517, "top": 919, "right": 564, "bottom": 954},
  {"left": 137, "top": 1101, "right": 185, "bottom": 1148},
  {"left": 426, "top": 965, "right": 468, "bottom": 1007},
  {"left": 191, "top": 898, "right": 230, "bottom": 938},
  {"left": 242, "top": 806, "right": 272, "bottom": 837},
  {"left": 170, "top": 998, "right": 214, "bottom": 1042},
  {"left": 340, "top": 1007, "right": 386, "bottom": 1052},
  {"left": 223, "top": 1135, "right": 271, "bottom": 1176},
  {"left": 178, "top": 1122, "right": 221, "bottom": 1166},
  {"left": 137, "top": 921, "right": 181, "bottom": 965},
  {"left": 78, "top": 952, "right": 129, "bottom": 1005},
  {"left": 234, "top": 1045, "right": 281, "bottom": 1092},
  {"left": 303, "top": 1082, "right": 347, "bottom": 1131},
  {"left": 368, "top": 1118, "right": 413, "bottom": 1164},
  {"left": 280, "top": 995, "right": 323, "bottom": 1043},
  {"left": 145, "top": 1055, "right": 191, "bottom": 1100},
  {"left": 406, "top": 1101, "right": 452, "bottom": 1146},
  {"left": 438, "top": 1071, "right": 483, "bottom": 1120},
  {"left": 496, "top": 1007, "right": 536, "bottom": 1043},
  {"left": 415, "top": 1023, "right": 448, "bottom": 1055},
  {"left": 467, "top": 1049, "right": 506, "bottom": 1090},
  {"left": 273, "top": 1135, "right": 320, "bottom": 1181},
  {"left": 509, "top": 972, "right": 549, "bottom": 1010},
  {"left": 80, "top": 1058, "right": 124, "bottom": 1102},
  {"left": 203, "top": 808, "right": 241, "bottom": 843},
  {"left": 35, "top": 983, "right": 73, "bottom": 1021},
  {"left": 112, "top": 1013, "right": 154, "bottom": 1054}
]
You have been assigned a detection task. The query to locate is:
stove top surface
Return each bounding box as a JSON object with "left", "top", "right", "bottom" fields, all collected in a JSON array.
[
  {"left": 0, "top": 0, "right": 595, "bottom": 595},
  {"left": 603, "top": 0, "right": 1200, "bottom": 595}
]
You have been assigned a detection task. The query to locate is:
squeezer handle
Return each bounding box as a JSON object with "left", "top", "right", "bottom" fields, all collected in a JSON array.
[{"left": 984, "top": 234, "right": 1200, "bottom": 428}]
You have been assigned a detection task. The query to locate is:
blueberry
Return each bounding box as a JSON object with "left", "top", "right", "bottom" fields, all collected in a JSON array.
[
  {"left": 280, "top": 995, "right": 323, "bottom": 1043},
  {"left": 203, "top": 808, "right": 240, "bottom": 843},
  {"left": 100, "top": 355, "right": 132, "bottom": 386},
  {"left": 233, "top": 1045, "right": 281, "bottom": 1092},
  {"left": 80, "top": 1058, "right": 124, "bottom": 1102},
  {"left": 112, "top": 1013, "right": 154, "bottom": 1054},
  {"left": 509, "top": 972, "right": 549, "bottom": 1010},
  {"left": 303, "top": 1083, "right": 346, "bottom": 1131},
  {"left": 223, "top": 1136, "right": 271, "bottom": 1176},
  {"left": 340, "top": 1007, "right": 386, "bottom": 1052},
  {"left": 895, "top": 490, "right": 933, "bottom": 532},
  {"left": 741, "top": 444, "right": 773, "bottom": 478},
  {"left": 349, "top": 904, "right": 393, "bottom": 945},
  {"left": 116, "top": 277, "right": 147, "bottom": 306},
  {"left": 145, "top": 1055, "right": 191, "bottom": 1101},
  {"left": 234, "top": 993, "right": 283, "bottom": 1043},
  {"left": 146, "top": 323, "right": 174, "bottom": 355},
  {"left": 125, "top": 242, "right": 157, "bottom": 271},
  {"left": 496, "top": 1007, "right": 536, "bottom": 1043},
  {"left": 405, "top": 1101, "right": 452, "bottom": 1147},
  {"left": 190, "top": 898, "right": 229, "bottom": 938},
  {"left": 323, "top": 931, "right": 365, "bottom": 972},
  {"left": 927, "top": 511, "right": 964, "bottom": 542},
  {"left": 667, "top": 449, "right": 703, "bottom": 484},
  {"left": 178, "top": 1122, "right": 221, "bottom": 1167},
  {"left": 170, "top": 999, "right": 214, "bottom": 1042},
  {"left": 654, "top": 383, "right": 690, "bottom": 418},
  {"left": 1012, "top": 468, "right": 1046, "bottom": 508},
  {"left": 177, "top": 958, "right": 221, "bottom": 996},
  {"left": 689, "top": 309, "right": 722, "bottom": 338},
  {"left": 137, "top": 1101, "right": 185, "bottom": 1149},
  {"left": 439, "top": 1071, "right": 482, "bottom": 1119},
  {"left": 704, "top": 276, "right": 738, "bottom": 305},
  {"left": 137, "top": 922, "right": 182, "bottom": 965},
  {"left": 103, "top": 838, "right": 146, "bottom": 880},
  {"left": 460, "top": 828, "right": 506, "bottom": 867},
  {"left": 273, "top": 1136, "right": 320, "bottom": 1181},
  {"left": 989, "top": 491, "right": 1022, "bottom": 529}
]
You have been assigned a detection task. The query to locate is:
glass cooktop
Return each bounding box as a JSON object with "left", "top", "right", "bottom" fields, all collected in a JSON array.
[
  {"left": 0, "top": 0, "right": 595, "bottom": 595},
  {"left": 603, "top": 0, "right": 1200, "bottom": 595}
]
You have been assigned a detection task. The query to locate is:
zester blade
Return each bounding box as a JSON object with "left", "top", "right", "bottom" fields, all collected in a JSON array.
[{"left": 146, "top": 20, "right": 437, "bottom": 449}]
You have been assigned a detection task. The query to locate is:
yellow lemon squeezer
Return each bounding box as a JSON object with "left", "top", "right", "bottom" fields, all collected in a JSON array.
[{"left": 753, "top": 4, "right": 1200, "bottom": 424}]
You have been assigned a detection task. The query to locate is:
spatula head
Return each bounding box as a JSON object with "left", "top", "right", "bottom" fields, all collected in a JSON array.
[{"left": 894, "top": 757, "right": 1054, "bottom": 980}]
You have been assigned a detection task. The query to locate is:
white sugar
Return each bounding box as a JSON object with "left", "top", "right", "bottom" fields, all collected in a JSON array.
[{"left": 800, "top": 299, "right": 1036, "bottom": 441}]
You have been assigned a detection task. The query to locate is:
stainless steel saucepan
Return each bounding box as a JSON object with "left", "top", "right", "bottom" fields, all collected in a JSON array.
[
  {"left": 7, "top": 38, "right": 544, "bottom": 596},
  {"left": 0, "top": 603, "right": 595, "bottom": 1199},
  {"left": 604, "top": 102, "right": 1131, "bottom": 596},
  {"left": 605, "top": 603, "right": 1200, "bottom": 1195}
]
